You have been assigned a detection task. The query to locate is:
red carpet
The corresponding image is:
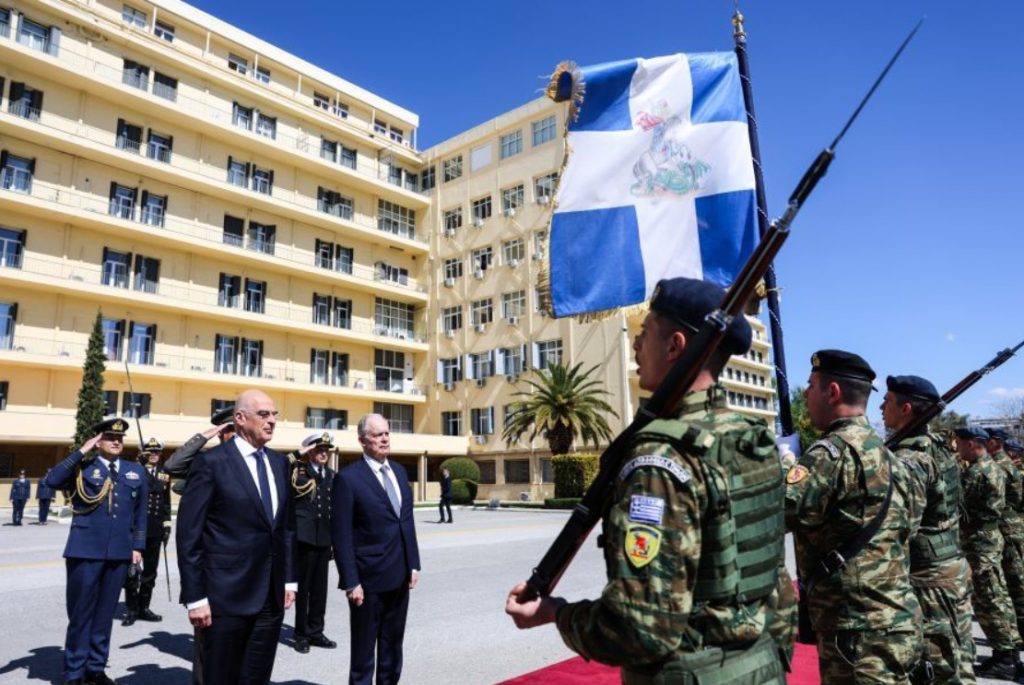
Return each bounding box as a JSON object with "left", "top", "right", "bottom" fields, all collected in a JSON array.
[{"left": 497, "top": 642, "right": 819, "bottom": 684}]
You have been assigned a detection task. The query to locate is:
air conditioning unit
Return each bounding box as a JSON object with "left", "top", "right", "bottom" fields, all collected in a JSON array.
[
  {"left": 474, "top": 435, "right": 488, "bottom": 444},
  {"left": 476, "top": 377, "right": 486, "bottom": 388},
  {"left": 472, "top": 217, "right": 484, "bottom": 227},
  {"left": 443, "top": 381, "right": 455, "bottom": 391},
  {"left": 444, "top": 329, "right": 455, "bottom": 339},
  {"left": 503, "top": 207, "right": 516, "bottom": 218},
  {"left": 508, "top": 258, "right": 519, "bottom": 268},
  {"left": 443, "top": 277, "right": 455, "bottom": 288},
  {"left": 445, "top": 228, "right": 456, "bottom": 238},
  {"left": 507, "top": 316, "right": 518, "bottom": 326},
  {"left": 474, "top": 323, "right": 486, "bottom": 333},
  {"left": 505, "top": 374, "right": 518, "bottom": 383},
  {"left": 473, "top": 269, "right": 485, "bottom": 280},
  {"left": 532, "top": 251, "right": 543, "bottom": 261},
  {"left": 537, "top": 195, "right": 550, "bottom": 205}
]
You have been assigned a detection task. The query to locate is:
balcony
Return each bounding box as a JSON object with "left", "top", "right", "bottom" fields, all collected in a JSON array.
[
  {"left": 0, "top": 167, "right": 31, "bottom": 193},
  {"left": 8, "top": 100, "right": 41, "bottom": 121}
]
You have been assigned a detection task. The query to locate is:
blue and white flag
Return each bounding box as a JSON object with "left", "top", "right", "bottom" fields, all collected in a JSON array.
[{"left": 544, "top": 53, "right": 757, "bottom": 318}]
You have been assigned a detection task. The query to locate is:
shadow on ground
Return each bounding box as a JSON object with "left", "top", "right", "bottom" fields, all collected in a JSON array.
[
  {"left": 121, "top": 630, "right": 194, "bottom": 664},
  {"left": 0, "top": 645, "right": 64, "bottom": 684}
]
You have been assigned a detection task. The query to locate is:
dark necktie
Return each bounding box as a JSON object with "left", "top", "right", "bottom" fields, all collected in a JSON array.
[
  {"left": 380, "top": 464, "right": 400, "bottom": 517},
  {"left": 109, "top": 461, "right": 118, "bottom": 483},
  {"left": 254, "top": 449, "right": 274, "bottom": 522}
]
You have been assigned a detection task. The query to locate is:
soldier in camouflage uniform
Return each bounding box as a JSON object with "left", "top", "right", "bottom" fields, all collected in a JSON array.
[
  {"left": 956, "top": 425, "right": 1021, "bottom": 680},
  {"left": 1007, "top": 438, "right": 1024, "bottom": 467},
  {"left": 881, "top": 375, "right": 975, "bottom": 684},
  {"left": 506, "top": 277, "right": 792, "bottom": 684},
  {"left": 987, "top": 426, "right": 1024, "bottom": 655},
  {"left": 786, "top": 350, "right": 922, "bottom": 684}
]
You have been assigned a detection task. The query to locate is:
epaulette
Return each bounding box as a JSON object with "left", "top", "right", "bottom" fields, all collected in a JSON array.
[
  {"left": 807, "top": 438, "right": 842, "bottom": 461},
  {"left": 619, "top": 454, "right": 692, "bottom": 486}
]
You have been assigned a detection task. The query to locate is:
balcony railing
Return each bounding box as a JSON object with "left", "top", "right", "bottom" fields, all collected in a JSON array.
[
  {"left": 115, "top": 135, "right": 142, "bottom": 153},
  {"left": 108, "top": 198, "right": 134, "bottom": 219},
  {"left": 8, "top": 100, "right": 41, "bottom": 121},
  {"left": 121, "top": 70, "right": 149, "bottom": 91},
  {"left": 147, "top": 144, "right": 171, "bottom": 163},
  {"left": 153, "top": 81, "right": 177, "bottom": 102},
  {"left": 0, "top": 168, "right": 32, "bottom": 193}
]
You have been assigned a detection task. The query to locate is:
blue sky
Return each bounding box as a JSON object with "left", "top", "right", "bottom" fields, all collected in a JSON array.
[{"left": 190, "top": 0, "right": 1024, "bottom": 422}]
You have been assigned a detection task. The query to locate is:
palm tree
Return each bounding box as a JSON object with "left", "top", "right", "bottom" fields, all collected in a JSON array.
[{"left": 502, "top": 362, "right": 618, "bottom": 455}]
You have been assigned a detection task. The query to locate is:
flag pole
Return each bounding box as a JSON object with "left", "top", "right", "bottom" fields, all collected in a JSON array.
[{"left": 732, "top": 8, "right": 794, "bottom": 435}]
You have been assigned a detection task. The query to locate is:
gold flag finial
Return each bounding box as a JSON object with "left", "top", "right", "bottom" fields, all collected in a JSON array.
[{"left": 732, "top": 7, "right": 746, "bottom": 40}]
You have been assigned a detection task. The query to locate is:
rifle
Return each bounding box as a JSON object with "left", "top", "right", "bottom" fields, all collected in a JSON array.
[
  {"left": 123, "top": 358, "right": 147, "bottom": 452},
  {"left": 886, "top": 339, "right": 1024, "bottom": 448},
  {"left": 521, "top": 22, "right": 922, "bottom": 603}
]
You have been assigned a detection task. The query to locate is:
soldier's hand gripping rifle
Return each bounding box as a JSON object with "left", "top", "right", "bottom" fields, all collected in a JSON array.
[
  {"left": 519, "top": 21, "right": 923, "bottom": 602},
  {"left": 885, "top": 339, "right": 1024, "bottom": 448}
]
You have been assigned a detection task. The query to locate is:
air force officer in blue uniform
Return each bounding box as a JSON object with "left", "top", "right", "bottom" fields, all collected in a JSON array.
[
  {"left": 45, "top": 417, "right": 147, "bottom": 685},
  {"left": 332, "top": 413, "right": 421, "bottom": 685}
]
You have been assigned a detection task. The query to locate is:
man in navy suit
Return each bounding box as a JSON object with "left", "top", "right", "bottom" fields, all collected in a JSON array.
[
  {"left": 332, "top": 413, "right": 421, "bottom": 685},
  {"left": 176, "top": 389, "right": 297, "bottom": 685},
  {"left": 45, "top": 417, "right": 147, "bottom": 685}
]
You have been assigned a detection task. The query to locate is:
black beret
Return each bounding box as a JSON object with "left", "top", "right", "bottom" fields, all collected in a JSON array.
[
  {"left": 92, "top": 417, "right": 129, "bottom": 435},
  {"left": 649, "top": 277, "right": 752, "bottom": 356},
  {"left": 811, "top": 349, "right": 876, "bottom": 386},
  {"left": 986, "top": 427, "right": 1011, "bottom": 442},
  {"left": 211, "top": 406, "right": 235, "bottom": 426},
  {"left": 885, "top": 375, "right": 940, "bottom": 403},
  {"left": 954, "top": 426, "right": 989, "bottom": 442}
]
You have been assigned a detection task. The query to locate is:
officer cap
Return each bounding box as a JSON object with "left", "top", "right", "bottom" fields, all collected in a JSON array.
[
  {"left": 811, "top": 350, "right": 876, "bottom": 388},
  {"left": 92, "top": 417, "right": 129, "bottom": 435},
  {"left": 1006, "top": 438, "right": 1024, "bottom": 453},
  {"left": 649, "top": 277, "right": 752, "bottom": 356},
  {"left": 986, "top": 427, "right": 1011, "bottom": 442},
  {"left": 885, "top": 375, "right": 940, "bottom": 403},
  {"left": 211, "top": 405, "right": 235, "bottom": 426},
  {"left": 302, "top": 432, "right": 334, "bottom": 449},
  {"left": 954, "top": 426, "right": 989, "bottom": 442},
  {"left": 141, "top": 437, "right": 164, "bottom": 453}
]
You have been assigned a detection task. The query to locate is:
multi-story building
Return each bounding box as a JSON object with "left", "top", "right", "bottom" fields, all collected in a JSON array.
[{"left": 0, "top": 0, "right": 776, "bottom": 500}]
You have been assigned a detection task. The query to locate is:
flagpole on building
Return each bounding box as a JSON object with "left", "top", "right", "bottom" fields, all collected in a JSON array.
[{"left": 732, "top": 8, "right": 794, "bottom": 436}]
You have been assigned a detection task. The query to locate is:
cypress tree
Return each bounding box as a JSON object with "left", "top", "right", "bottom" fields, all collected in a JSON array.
[{"left": 73, "top": 309, "right": 107, "bottom": 447}]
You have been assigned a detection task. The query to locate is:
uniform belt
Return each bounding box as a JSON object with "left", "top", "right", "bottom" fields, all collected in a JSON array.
[{"left": 621, "top": 633, "right": 784, "bottom": 685}]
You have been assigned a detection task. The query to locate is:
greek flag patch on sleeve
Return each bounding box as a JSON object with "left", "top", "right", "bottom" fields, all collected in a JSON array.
[{"left": 629, "top": 495, "right": 665, "bottom": 524}]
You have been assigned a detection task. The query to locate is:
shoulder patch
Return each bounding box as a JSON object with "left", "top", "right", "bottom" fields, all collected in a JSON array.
[
  {"left": 625, "top": 524, "right": 662, "bottom": 568},
  {"left": 808, "top": 439, "right": 842, "bottom": 461},
  {"left": 619, "top": 454, "right": 691, "bottom": 485},
  {"left": 628, "top": 495, "right": 665, "bottom": 524},
  {"left": 786, "top": 464, "right": 810, "bottom": 484}
]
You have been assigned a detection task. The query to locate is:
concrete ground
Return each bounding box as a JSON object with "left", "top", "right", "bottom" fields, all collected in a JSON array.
[{"left": 0, "top": 505, "right": 1013, "bottom": 684}]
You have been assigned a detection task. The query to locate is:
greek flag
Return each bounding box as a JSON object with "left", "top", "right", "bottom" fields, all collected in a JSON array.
[{"left": 546, "top": 53, "right": 757, "bottom": 318}]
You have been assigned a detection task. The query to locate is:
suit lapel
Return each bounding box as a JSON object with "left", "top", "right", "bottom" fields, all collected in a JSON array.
[{"left": 226, "top": 441, "right": 271, "bottom": 528}]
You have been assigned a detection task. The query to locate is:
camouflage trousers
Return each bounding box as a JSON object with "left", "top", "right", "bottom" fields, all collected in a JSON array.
[
  {"left": 767, "top": 567, "right": 797, "bottom": 669},
  {"left": 1002, "top": 535, "right": 1024, "bottom": 641},
  {"left": 966, "top": 535, "right": 1021, "bottom": 651},
  {"left": 909, "top": 582, "right": 976, "bottom": 685},
  {"left": 817, "top": 628, "right": 922, "bottom": 684}
]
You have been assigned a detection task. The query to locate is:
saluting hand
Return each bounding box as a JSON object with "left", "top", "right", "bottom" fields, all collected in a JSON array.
[{"left": 79, "top": 433, "right": 104, "bottom": 455}]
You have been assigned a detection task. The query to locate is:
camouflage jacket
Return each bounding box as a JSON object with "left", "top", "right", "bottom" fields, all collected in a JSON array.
[
  {"left": 960, "top": 453, "right": 1004, "bottom": 541},
  {"left": 785, "top": 415, "right": 921, "bottom": 632},
  {"left": 991, "top": 450, "right": 1024, "bottom": 542},
  {"left": 555, "top": 385, "right": 791, "bottom": 667}
]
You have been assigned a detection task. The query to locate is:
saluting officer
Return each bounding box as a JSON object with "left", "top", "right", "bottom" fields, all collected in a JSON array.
[
  {"left": 292, "top": 432, "right": 338, "bottom": 653},
  {"left": 44, "top": 418, "right": 147, "bottom": 685},
  {"left": 123, "top": 438, "right": 172, "bottom": 626}
]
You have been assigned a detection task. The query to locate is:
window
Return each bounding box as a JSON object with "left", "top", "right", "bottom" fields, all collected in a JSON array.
[
  {"left": 101, "top": 248, "right": 130, "bottom": 288},
  {"left": 443, "top": 258, "right": 463, "bottom": 281},
  {"left": 375, "top": 298, "right": 415, "bottom": 339},
  {"left": 241, "top": 338, "right": 263, "bottom": 377},
  {"left": 439, "top": 357, "right": 462, "bottom": 384},
  {"left": 122, "top": 5, "right": 146, "bottom": 27},
  {"left": 8, "top": 82, "right": 43, "bottom": 121},
  {"left": 443, "top": 207, "right": 462, "bottom": 233},
  {"left": 17, "top": 17, "right": 57, "bottom": 55},
  {"left": 223, "top": 215, "right": 244, "bottom": 247},
  {"left": 333, "top": 298, "right": 352, "bottom": 329},
  {"left": 420, "top": 167, "right": 436, "bottom": 191},
  {"left": 0, "top": 228, "right": 25, "bottom": 268},
  {"left": 532, "top": 115, "right": 557, "bottom": 146},
  {"left": 101, "top": 319, "right": 125, "bottom": 361},
  {"left": 501, "top": 185, "right": 524, "bottom": 213},
  {"left": 108, "top": 183, "right": 136, "bottom": 219},
  {"left": 247, "top": 221, "right": 275, "bottom": 254},
  {"left": 501, "top": 346, "right": 525, "bottom": 377},
  {"left": 218, "top": 273, "right": 241, "bottom": 307},
  {"left": 227, "top": 158, "right": 248, "bottom": 187},
  {"left": 470, "top": 351, "right": 494, "bottom": 379},
  {"left": 333, "top": 102, "right": 349, "bottom": 118},
  {"left": 479, "top": 461, "right": 496, "bottom": 484},
  {"left": 317, "top": 187, "right": 354, "bottom": 220},
  {"left": 256, "top": 113, "right": 276, "bottom": 139},
  {"left": 140, "top": 191, "right": 167, "bottom": 227},
  {"left": 340, "top": 146, "right": 357, "bottom": 170},
  {"left": 533, "top": 230, "right": 547, "bottom": 257},
  {"left": 214, "top": 335, "right": 238, "bottom": 374},
  {"left": 501, "top": 290, "right": 526, "bottom": 319},
  {"left": 146, "top": 131, "right": 173, "bottom": 163},
  {"left": 313, "top": 92, "right": 330, "bottom": 111},
  {"left": 211, "top": 398, "right": 233, "bottom": 416},
  {"left": 232, "top": 103, "right": 253, "bottom": 131},
  {"left": 1, "top": 153, "right": 34, "bottom": 193},
  {"left": 132, "top": 254, "right": 159, "bottom": 293},
  {"left": 0, "top": 302, "right": 15, "bottom": 350},
  {"left": 442, "top": 155, "right": 463, "bottom": 183},
  {"left": 0, "top": 381, "right": 7, "bottom": 410},
  {"left": 121, "top": 392, "right": 151, "bottom": 418},
  {"left": 331, "top": 352, "right": 349, "bottom": 386},
  {"left": 306, "top": 407, "right": 347, "bottom": 430},
  {"left": 122, "top": 60, "right": 149, "bottom": 91},
  {"left": 471, "top": 407, "right": 495, "bottom": 436},
  {"left": 442, "top": 411, "right": 462, "bottom": 436},
  {"left": 390, "top": 126, "right": 404, "bottom": 144},
  {"left": 254, "top": 66, "right": 270, "bottom": 84},
  {"left": 471, "top": 247, "right": 493, "bottom": 273},
  {"left": 373, "top": 402, "right": 413, "bottom": 434},
  {"left": 471, "top": 196, "right": 492, "bottom": 222},
  {"left": 244, "top": 279, "right": 266, "bottom": 314},
  {"left": 535, "top": 339, "right": 563, "bottom": 369},
  {"left": 127, "top": 322, "right": 156, "bottom": 365},
  {"left": 153, "top": 72, "right": 177, "bottom": 102},
  {"left": 116, "top": 119, "right": 143, "bottom": 153},
  {"left": 310, "top": 348, "right": 329, "bottom": 384},
  {"left": 375, "top": 261, "right": 409, "bottom": 286},
  {"left": 98, "top": 390, "right": 118, "bottom": 416},
  {"left": 442, "top": 305, "right": 462, "bottom": 333},
  {"left": 375, "top": 349, "right": 406, "bottom": 393},
  {"left": 320, "top": 138, "right": 337, "bottom": 162},
  {"left": 500, "top": 130, "right": 523, "bottom": 159},
  {"left": 154, "top": 20, "right": 174, "bottom": 42},
  {"left": 377, "top": 200, "right": 415, "bottom": 239},
  {"left": 312, "top": 294, "right": 331, "bottom": 326},
  {"left": 540, "top": 458, "right": 554, "bottom": 483},
  {"left": 251, "top": 166, "right": 273, "bottom": 195},
  {"left": 502, "top": 239, "right": 525, "bottom": 265},
  {"left": 314, "top": 239, "right": 353, "bottom": 274},
  {"left": 228, "top": 53, "right": 248, "bottom": 75},
  {"left": 0, "top": 9, "right": 9, "bottom": 38},
  {"left": 535, "top": 172, "right": 558, "bottom": 203},
  {"left": 504, "top": 459, "right": 530, "bottom": 484},
  {"left": 470, "top": 299, "right": 493, "bottom": 326},
  {"left": 373, "top": 120, "right": 387, "bottom": 136}
]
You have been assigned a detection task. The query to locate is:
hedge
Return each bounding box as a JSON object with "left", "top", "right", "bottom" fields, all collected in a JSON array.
[
  {"left": 552, "top": 453, "right": 600, "bottom": 498},
  {"left": 544, "top": 497, "right": 581, "bottom": 509},
  {"left": 440, "top": 457, "right": 481, "bottom": 483},
  {"left": 450, "top": 478, "right": 478, "bottom": 504}
]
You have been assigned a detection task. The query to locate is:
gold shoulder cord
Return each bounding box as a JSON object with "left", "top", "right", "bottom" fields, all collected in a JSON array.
[
  {"left": 68, "top": 468, "right": 113, "bottom": 515},
  {"left": 291, "top": 464, "right": 317, "bottom": 498}
]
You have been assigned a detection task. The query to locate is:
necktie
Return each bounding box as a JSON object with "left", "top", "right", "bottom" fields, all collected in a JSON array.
[
  {"left": 254, "top": 449, "right": 274, "bottom": 522},
  {"left": 380, "top": 464, "right": 401, "bottom": 517},
  {"left": 109, "top": 461, "right": 118, "bottom": 483}
]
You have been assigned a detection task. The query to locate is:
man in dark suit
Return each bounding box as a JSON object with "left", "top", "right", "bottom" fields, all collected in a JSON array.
[
  {"left": 176, "top": 390, "right": 296, "bottom": 685},
  {"left": 45, "top": 417, "right": 147, "bottom": 685},
  {"left": 292, "top": 431, "right": 337, "bottom": 653},
  {"left": 332, "top": 413, "right": 421, "bottom": 685},
  {"left": 123, "top": 437, "right": 171, "bottom": 626},
  {"left": 438, "top": 468, "right": 453, "bottom": 523}
]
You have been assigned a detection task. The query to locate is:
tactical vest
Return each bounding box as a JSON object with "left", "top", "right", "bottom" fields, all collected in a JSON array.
[{"left": 902, "top": 436, "right": 962, "bottom": 567}]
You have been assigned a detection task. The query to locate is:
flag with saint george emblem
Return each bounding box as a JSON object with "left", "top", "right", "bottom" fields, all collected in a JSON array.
[{"left": 543, "top": 53, "right": 757, "bottom": 318}]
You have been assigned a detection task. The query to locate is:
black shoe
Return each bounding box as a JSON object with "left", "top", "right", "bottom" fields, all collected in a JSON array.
[
  {"left": 308, "top": 635, "right": 337, "bottom": 649},
  {"left": 121, "top": 612, "right": 136, "bottom": 627},
  {"left": 446, "top": 520, "right": 453, "bottom": 523},
  {"left": 85, "top": 673, "right": 118, "bottom": 685},
  {"left": 977, "top": 650, "right": 1018, "bottom": 680},
  {"left": 294, "top": 638, "right": 310, "bottom": 653},
  {"left": 137, "top": 608, "right": 162, "bottom": 622},
  {"left": 437, "top": 519, "right": 445, "bottom": 523}
]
